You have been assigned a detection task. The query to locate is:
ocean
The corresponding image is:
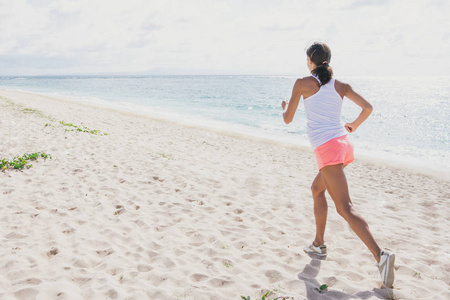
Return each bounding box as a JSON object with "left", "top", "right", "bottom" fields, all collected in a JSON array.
[{"left": 0, "top": 75, "right": 448, "bottom": 175}]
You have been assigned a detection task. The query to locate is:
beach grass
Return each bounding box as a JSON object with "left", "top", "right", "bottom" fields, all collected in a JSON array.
[
  {"left": 240, "top": 290, "right": 295, "bottom": 300},
  {"left": 1, "top": 96, "right": 54, "bottom": 120},
  {"left": 58, "top": 120, "right": 108, "bottom": 135},
  {"left": 0, "top": 152, "right": 52, "bottom": 170},
  {"left": 1, "top": 96, "right": 107, "bottom": 136}
]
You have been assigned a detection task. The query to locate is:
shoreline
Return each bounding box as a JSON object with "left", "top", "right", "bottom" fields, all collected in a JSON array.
[
  {"left": 1, "top": 89, "right": 449, "bottom": 299},
  {"left": 1, "top": 87, "right": 447, "bottom": 181}
]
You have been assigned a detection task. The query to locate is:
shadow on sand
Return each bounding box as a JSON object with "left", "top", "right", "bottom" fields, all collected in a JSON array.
[{"left": 297, "top": 255, "right": 395, "bottom": 299}]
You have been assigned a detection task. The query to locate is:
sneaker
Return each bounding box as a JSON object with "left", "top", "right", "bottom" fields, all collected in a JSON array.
[
  {"left": 377, "top": 249, "right": 395, "bottom": 288},
  {"left": 304, "top": 242, "right": 327, "bottom": 256}
]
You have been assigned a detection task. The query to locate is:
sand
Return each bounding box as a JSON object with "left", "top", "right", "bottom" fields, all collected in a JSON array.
[{"left": 0, "top": 88, "right": 449, "bottom": 300}]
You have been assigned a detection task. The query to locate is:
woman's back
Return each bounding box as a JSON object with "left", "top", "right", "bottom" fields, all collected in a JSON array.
[
  {"left": 302, "top": 76, "right": 348, "bottom": 149},
  {"left": 301, "top": 76, "right": 346, "bottom": 99}
]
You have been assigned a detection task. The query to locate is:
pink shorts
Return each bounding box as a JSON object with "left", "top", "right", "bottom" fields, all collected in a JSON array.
[{"left": 314, "top": 135, "right": 354, "bottom": 171}]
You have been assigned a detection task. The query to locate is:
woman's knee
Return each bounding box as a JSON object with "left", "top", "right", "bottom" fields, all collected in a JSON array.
[
  {"left": 336, "top": 203, "right": 354, "bottom": 220},
  {"left": 311, "top": 182, "right": 325, "bottom": 197}
]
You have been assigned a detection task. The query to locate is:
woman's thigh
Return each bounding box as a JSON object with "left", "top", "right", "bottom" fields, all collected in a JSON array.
[{"left": 319, "top": 164, "right": 353, "bottom": 208}]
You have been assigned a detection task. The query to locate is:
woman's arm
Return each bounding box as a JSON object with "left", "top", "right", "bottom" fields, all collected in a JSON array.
[
  {"left": 343, "top": 84, "right": 373, "bottom": 133},
  {"left": 282, "top": 79, "right": 303, "bottom": 124}
]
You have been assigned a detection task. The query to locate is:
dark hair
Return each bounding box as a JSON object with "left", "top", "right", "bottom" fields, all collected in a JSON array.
[{"left": 306, "top": 42, "right": 333, "bottom": 86}]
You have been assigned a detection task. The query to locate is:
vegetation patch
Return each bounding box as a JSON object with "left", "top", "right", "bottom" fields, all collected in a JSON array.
[
  {"left": 241, "top": 291, "right": 270, "bottom": 300},
  {"left": 1, "top": 152, "right": 52, "bottom": 170},
  {"left": 157, "top": 152, "right": 173, "bottom": 160},
  {"left": 44, "top": 121, "right": 108, "bottom": 135},
  {"left": 241, "top": 291, "right": 294, "bottom": 300},
  {"left": 0, "top": 96, "right": 54, "bottom": 120},
  {"left": 222, "top": 260, "right": 233, "bottom": 268},
  {"left": 1, "top": 97, "right": 107, "bottom": 136},
  {"left": 0, "top": 96, "right": 16, "bottom": 107}
]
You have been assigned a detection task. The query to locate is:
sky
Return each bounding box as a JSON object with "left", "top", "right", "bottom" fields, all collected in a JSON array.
[{"left": 0, "top": 0, "right": 449, "bottom": 76}]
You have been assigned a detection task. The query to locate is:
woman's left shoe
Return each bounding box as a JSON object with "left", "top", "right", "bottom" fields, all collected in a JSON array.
[{"left": 377, "top": 249, "right": 395, "bottom": 288}]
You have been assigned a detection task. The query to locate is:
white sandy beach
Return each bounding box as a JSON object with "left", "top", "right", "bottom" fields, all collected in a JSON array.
[{"left": 0, "top": 89, "right": 449, "bottom": 300}]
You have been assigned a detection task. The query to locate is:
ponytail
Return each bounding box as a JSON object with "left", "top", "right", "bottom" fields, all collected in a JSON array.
[
  {"left": 306, "top": 42, "right": 333, "bottom": 86},
  {"left": 311, "top": 63, "right": 333, "bottom": 86}
]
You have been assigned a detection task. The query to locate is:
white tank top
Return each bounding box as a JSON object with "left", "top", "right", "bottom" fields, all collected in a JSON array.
[{"left": 303, "top": 77, "right": 347, "bottom": 149}]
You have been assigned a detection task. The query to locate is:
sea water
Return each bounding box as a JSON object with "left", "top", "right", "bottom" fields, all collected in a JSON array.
[{"left": 0, "top": 75, "right": 448, "bottom": 176}]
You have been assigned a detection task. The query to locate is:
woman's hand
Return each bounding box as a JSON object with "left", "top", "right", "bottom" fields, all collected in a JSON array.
[
  {"left": 283, "top": 78, "right": 302, "bottom": 124},
  {"left": 345, "top": 122, "right": 357, "bottom": 133},
  {"left": 343, "top": 83, "right": 373, "bottom": 132}
]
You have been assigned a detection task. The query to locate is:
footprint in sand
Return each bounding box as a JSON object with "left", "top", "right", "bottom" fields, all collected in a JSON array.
[
  {"left": 208, "top": 278, "right": 233, "bottom": 287},
  {"left": 265, "top": 269, "right": 283, "bottom": 283},
  {"left": 189, "top": 273, "right": 209, "bottom": 282},
  {"left": 96, "top": 248, "right": 114, "bottom": 257},
  {"left": 104, "top": 289, "right": 118, "bottom": 299},
  {"left": 114, "top": 205, "right": 126, "bottom": 215},
  {"left": 72, "top": 277, "right": 92, "bottom": 288},
  {"left": 137, "top": 264, "right": 153, "bottom": 272},
  {"left": 12, "top": 278, "right": 42, "bottom": 286},
  {"left": 47, "top": 247, "right": 59, "bottom": 258},
  {"left": 14, "top": 288, "right": 38, "bottom": 299},
  {"left": 6, "top": 232, "right": 27, "bottom": 239},
  {"left": 62, "top": 228, "right": 76, "bottom": 235}
]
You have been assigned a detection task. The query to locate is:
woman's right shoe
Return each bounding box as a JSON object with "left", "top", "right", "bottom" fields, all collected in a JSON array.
[{"left": 304, "top": 242, "right": 327, "bottom": 256}]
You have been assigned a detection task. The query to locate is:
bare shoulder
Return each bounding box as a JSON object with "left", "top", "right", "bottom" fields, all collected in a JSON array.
[
  {"left": 300, "top": 76, "right": 320, "bottom": 86},
  {"left": 334, "top": 79, "right": 350, "bottom": 98},
  {"left": 296, "top": 76, "right": 320, "bottom": 98}
]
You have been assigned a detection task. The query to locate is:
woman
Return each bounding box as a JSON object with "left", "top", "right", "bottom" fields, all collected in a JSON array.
[{"left": 281, "top": 42, "right": 395, "bottom": 288}]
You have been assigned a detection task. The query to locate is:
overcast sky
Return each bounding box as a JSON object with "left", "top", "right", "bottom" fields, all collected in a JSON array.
[{"left": 0, "top": 0, "right": 448, "bottom": 76}]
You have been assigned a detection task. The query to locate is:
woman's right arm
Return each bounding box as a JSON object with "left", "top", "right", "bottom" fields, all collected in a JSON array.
[
  {"left": 343, "top": 84, "right": 373, "bottom": 133},
  {"left": 282, "top": 79, "right": 303, "bottom": 124}
]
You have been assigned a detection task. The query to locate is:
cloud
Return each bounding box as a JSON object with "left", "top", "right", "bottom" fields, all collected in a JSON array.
[
  {"left": 0, "top": 0, "right": 448, "bottom": 76},
  {"left": 0, "top": 54, "right": 78, "bottom": 69},
  {"left": 261, "top": 24, "right": 306, "bottom": 32},
  {"left": 343, "top": 0, "right": 390, "bottom": 9}
]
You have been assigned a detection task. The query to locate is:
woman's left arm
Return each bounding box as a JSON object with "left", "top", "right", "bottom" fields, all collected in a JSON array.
[
  {"left": 343, "top": 83, "right": 373, "bottom": 133},
  {"left": 282, "top": 79, "right": 303, "bottom": 124}
]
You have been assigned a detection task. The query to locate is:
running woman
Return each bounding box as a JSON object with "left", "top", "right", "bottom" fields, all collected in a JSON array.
[{"left": 281, "top": 42, "right": 395, "bottom": 288}]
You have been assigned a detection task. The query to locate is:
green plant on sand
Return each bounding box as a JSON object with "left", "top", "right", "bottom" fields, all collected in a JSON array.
[
  {"left": 0, "top": 96, "right": 54, "bottom": 120},
  {"left": 241, "top": 291, "right": 270, "bottom": 300},
  {"left": 241, "top": 290, "right": 295, "bottom": 300},
  {"left": 58, "top": 120, "right": 108, "bottom": 135},
  {"left": 0, "top": 152, "right": 52, "bottom": 170}
]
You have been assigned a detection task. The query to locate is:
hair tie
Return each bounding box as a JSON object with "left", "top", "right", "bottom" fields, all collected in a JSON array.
[{"left": 322, "top": 61, "right": 328, "bottom": 64}]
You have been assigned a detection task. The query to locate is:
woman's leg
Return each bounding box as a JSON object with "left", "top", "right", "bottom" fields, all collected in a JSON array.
[
  {"left": 320, "top": 164, "right": 381, "bottom": 262},
  {"left": 311, "top": 172, "right": 327, "bottom": 246}
]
